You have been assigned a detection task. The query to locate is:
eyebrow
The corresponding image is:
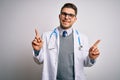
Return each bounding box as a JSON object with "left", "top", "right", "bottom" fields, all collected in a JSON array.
[{"left": 61, "top": 12, "right": 75, "bottom": 15}]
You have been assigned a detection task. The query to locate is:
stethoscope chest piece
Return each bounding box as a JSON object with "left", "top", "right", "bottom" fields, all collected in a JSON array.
[{"left": 79, "top": 45, "right": 83, "bottom": 50}]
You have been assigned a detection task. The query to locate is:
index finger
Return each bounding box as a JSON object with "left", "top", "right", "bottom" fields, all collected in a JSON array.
[
  {"left": 93, "top": 40, "right": 101, "bottom": 47},
  {"left": 35, "top": 28, "right": 40, "bottom": 37}
]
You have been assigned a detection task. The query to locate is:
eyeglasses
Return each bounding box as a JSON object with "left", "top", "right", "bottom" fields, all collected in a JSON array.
[{"left": 60, "top": 12, "right": 76, "bottom": 18}]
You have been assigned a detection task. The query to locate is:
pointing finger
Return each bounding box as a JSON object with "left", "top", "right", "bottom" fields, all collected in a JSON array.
[
  {"left": 35, "top": 28, "right": 40, "bottom": 37},
  {"left": 93, "top": 40, "right": 101, "bottom": 47}
]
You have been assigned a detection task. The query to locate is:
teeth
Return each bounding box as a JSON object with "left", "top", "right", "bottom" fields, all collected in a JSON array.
[{"left": 64, "top": 21, "right": 68, "bottom": 23}]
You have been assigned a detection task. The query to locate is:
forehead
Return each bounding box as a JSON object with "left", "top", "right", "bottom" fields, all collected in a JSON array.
[{"left": 61, "top": 8, "right": 75, "bottom": 14}]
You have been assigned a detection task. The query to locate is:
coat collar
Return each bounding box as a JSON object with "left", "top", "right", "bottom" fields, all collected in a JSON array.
[
  {"left": 58, "top": 27, "right": 73, "bottom": 37},
  {"left": 55, "top": 26, "right": 80, "bottom": 47}
]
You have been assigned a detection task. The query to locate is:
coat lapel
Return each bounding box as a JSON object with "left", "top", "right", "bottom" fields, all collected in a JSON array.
[
  {"left": 73, "top": 29, "right": 79, "bottom": 50},
  {"left": 55, "top": 27, "right": 60, "bottom": 54}
]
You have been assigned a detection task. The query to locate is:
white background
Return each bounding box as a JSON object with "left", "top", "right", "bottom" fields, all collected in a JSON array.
[{"left": 0, "top": 0, "right": 120, "bottom": 80}]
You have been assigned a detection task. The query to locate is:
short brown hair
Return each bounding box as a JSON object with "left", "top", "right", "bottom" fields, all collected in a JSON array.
[{"left": 60, "top": 3, "right": 77, "bottom": 15}]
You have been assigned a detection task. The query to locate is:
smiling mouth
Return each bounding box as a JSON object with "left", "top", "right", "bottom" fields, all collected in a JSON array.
[
  {"left": 62, "top": 20, "right": 70, "bottom": 24},
  {"left": 63, "top": 22, "right": 69, "bottom": 25}
]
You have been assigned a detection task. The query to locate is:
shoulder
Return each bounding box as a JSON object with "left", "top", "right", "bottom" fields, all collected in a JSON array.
[
  {"left": 41, "top": 27, "right": 58, "bottom": 39},
  {"left": 41, "top": 30, "right": 52, "bottom": 39},
  {"left": 73, "top": 28, "right": 88, "bottom": 38},
  {"left": 73, "top": 28, "right": 89, "bottom": 44},
  {"left": 79, "top": 32, "right": 88, "bottom": 40}
]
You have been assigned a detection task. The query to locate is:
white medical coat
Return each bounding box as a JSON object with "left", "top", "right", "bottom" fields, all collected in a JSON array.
[{"left": 33, "top": 27, "right": 95, "bottom": 80}]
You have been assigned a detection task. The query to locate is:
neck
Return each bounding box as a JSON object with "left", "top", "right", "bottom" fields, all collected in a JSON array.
[{"left": 60, "top": 25, "right": 72, "bottom": 30}]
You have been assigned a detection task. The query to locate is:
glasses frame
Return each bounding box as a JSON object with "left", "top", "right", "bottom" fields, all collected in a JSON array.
[{"left": 60, "top": 12, "right": 76, "bottom": 19}]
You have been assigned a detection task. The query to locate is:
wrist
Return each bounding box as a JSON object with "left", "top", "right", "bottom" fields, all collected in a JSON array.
[{"left": 34, "top": 49, "right": 40, "bottom": 56}]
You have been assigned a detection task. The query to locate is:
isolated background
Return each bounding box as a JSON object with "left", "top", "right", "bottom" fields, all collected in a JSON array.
[{"left": 0, "top": 0, "right": 120, "bottom": 80}]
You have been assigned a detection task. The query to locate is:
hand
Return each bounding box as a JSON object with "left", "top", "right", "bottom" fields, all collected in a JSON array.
[
  {"left": 32, "top": 29, "right": 43, "bottom": 51},
  {"left": 89, "top": 40, "right": 101, "bottom": 60}
]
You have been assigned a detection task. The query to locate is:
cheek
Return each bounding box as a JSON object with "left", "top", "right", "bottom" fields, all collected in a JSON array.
[
  {"left": 72, "top": 17, "right": 76, "bottom": 22},
  {"left": 70, "top": 20, "right": 75, "bottom": 24}
]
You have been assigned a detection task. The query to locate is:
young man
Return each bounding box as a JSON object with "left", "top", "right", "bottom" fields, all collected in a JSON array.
[{"left": 32, "top": 3, "right": 100, "bottom": 80}]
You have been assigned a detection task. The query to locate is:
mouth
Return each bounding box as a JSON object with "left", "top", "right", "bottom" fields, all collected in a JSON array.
[{"left": 62, "top": 20, "right": 70, "bottom": 24}]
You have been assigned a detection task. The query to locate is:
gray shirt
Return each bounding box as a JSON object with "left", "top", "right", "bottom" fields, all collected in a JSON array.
[{"left": 57, "top": 32, "right": 75, "bottom": 80}]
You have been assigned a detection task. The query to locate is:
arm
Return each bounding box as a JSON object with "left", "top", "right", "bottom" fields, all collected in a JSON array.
[
  {"left": 89, "top": 40, "right": 100, "bottom": 60},
  {"left": 32, "top": 29, "right": 44, "bottom": 64},
  {"left": 84, "top": 40, "right": 101, "bottom": 67}
]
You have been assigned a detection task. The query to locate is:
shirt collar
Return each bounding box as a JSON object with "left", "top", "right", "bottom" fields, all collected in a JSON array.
[{"left": 58, "top": 26, "right": 73, "bottom": 37}]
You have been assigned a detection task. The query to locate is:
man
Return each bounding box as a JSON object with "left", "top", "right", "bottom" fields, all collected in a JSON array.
[{"left": 32, "top": 3, "right": 100, "bottom": 80}]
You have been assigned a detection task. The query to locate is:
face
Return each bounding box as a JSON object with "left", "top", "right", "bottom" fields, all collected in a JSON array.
[{"left": 59, "top": 8, "right": 77, "bottom": 29}]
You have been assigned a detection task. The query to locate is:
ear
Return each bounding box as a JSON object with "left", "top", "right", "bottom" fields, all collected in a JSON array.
[
  {"left": 74, "top": 17, "right": 77, "bottom": 22},
  {"left": 59, "top": 14, "right": 61, "bottom": 19}
]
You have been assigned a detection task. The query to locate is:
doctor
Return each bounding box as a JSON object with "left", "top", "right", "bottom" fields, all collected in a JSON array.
[{"left": 32, "top": 3, "right": 100, "bottom": 80}]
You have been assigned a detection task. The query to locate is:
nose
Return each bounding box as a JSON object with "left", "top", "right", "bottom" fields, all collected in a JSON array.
[{"left": 65, "top": 15, "right": 69, "bottom": 19}]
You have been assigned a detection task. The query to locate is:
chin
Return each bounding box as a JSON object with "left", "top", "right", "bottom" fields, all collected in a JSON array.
[
  {"left": 61, "top": 26, "right": 71, "bottom": 29},
  {"left": 60, "top": 23, "right": 72, "bottom": 29}
]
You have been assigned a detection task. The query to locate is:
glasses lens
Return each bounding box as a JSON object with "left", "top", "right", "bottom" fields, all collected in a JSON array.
[{"left": 61, "top": 12, "right": 75, "bottom": 18}]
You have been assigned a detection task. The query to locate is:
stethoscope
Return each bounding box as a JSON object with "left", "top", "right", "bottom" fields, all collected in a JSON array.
[{"left": 49, "top": 28, "right": 83, "bottom": 50}]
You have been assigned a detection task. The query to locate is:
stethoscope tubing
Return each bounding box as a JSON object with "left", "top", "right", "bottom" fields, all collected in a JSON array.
[{"left": 49, "top": 28, "right": 83, "bottom": 50}]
